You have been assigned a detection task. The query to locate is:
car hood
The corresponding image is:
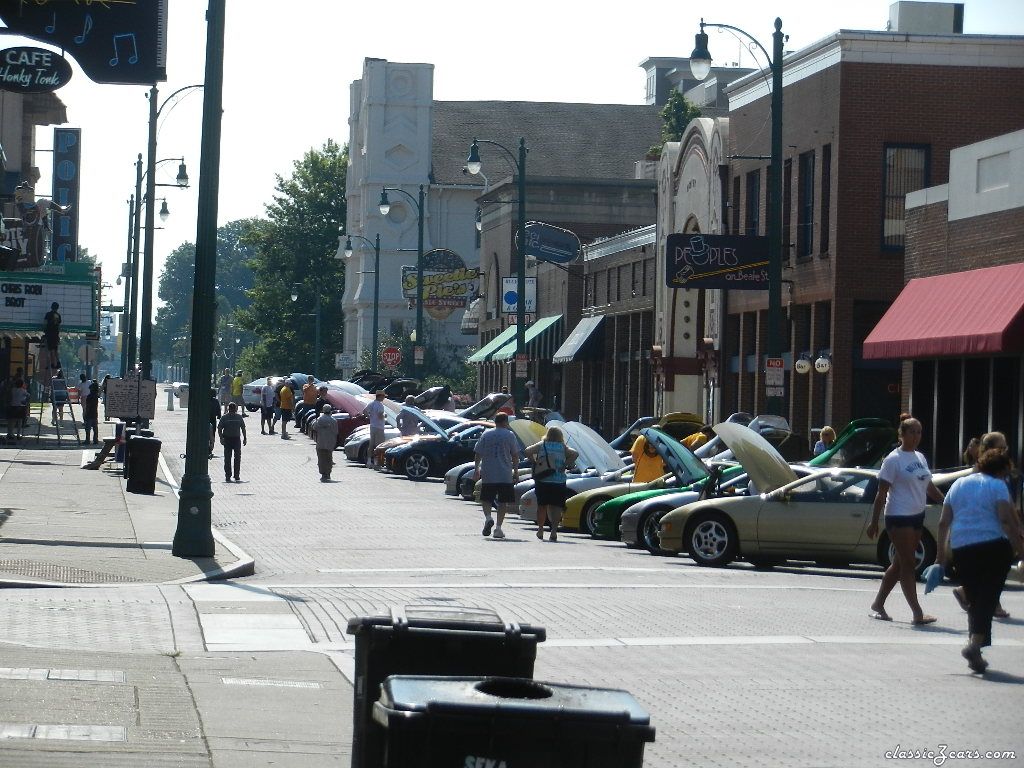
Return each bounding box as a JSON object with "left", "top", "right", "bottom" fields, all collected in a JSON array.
[
  {"left": 712, "top": 422, "right": 797, "bottom": 493},
  {"left": 561, "top": 422, "right": 626, "bottom": 473},
  {"left": 510, "top": 419, "right": 546, "bottom": 447},
  {"left": 641, "top": 427, "right": 710, "bottom": 486},
  {"left": 399, "top": 406, "right": 448, "bottom": 438}
]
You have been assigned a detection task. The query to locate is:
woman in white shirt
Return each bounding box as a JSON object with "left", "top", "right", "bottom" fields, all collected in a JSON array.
[
  {"left": 867, "top": 418, "right": 945, "bottom": 624},
  {"left": 938, "top": 446, "right": 1024, "bottom": 673}
]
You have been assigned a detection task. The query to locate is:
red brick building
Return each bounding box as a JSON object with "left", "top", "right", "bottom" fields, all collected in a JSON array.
[{"left": 718, "top": 24, "right": 1024, "bottom": 443}]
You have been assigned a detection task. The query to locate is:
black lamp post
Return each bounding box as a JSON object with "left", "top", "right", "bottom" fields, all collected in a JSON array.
[
  {"left": 378, "top": 185, "right": 425, "bottom": 377},
  {"left": 120, "top": 194, "right": 135, "bottom": 377},
  {"left": 466, "top": 137, "right": 528, "bottom": 385},
  {"left": 344, "top": 232, "right": 382, "bottom": 371},
  {"left": 138, "top": 83, "right": 201, "bottom": 382},
  {"left": 690, "top": 17, "right": 786, "bottom": 416},
  {"left": 291, "top": 283, "right": 322, "bottom": 378},
  {"left": 173, "top": 0, "right": 225, "bottom": 559}
]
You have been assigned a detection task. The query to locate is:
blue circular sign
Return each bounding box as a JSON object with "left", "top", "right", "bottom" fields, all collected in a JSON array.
[{"left": 503, "top": 290, "right": 518, "bottom": 306}]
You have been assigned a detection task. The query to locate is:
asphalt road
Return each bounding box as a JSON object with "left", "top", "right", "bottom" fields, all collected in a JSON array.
[{"left": 4, "top": 404, "right": 1023, "bottom": 767}]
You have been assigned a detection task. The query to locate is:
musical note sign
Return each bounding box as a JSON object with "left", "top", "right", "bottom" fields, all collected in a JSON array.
[{"left": 0, "top": 0, "right": 166, "bottom": 85}]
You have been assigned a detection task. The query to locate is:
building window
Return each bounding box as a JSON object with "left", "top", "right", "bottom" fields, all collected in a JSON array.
[
  {"left": 607, "top": 271, "right": 614, "bottom": 304},
  {"left": 745, "top": 170, "right": 760, "bottom": 236},
  {"left": 595, "top": 270, "right": 606, "bottom": 305},
  {"left": 797, "top": 151, "right": 815, "bottom": 259},
  {"left": 882, "top": 144, "right": 930, "bottom": 250},
  {"left": 782, "top": 159, "right": 792, "bottom": 265},
  {"left": 731, "top": 177, "right": 741, "bottom": 235},
  {"left": 631, "top": 262, "right": 640, "bottom": 298},
  {"left": 820, "top": 144, "right": 831, "bottom": 254},
  {"left": 618, "top": 265, "right": 629, "bottom": 302}
]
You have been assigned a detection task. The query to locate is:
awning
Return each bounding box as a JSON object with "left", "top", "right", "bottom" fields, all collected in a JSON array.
[
  {"left": 460, "top": 298, "right": 483, "bottom": 335},
  {"left": 552, "top": 315, "right": 605, "bottom": 364},
  {"left": 466, "top": 325, "right": 517, "bottom": 364},
  {"left": 491, "top": 315, "right": 563, "bottom": 361},
  {"left": 863, "top": 262, "right": 1024, "bottom": 359}
]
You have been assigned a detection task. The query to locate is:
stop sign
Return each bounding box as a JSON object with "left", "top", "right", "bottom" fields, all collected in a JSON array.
[{"left": 381, "top": 346, "right": 402, "bottom": 368}]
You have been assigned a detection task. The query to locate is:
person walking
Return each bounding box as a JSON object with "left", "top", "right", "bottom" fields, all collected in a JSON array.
[
  {"left": 526, "top": 380, "right": 542, "bottom": 407},
  {"left": 101, "top": 374, "right": 111, "bottom": 422},
  {"left": 962, "top": 437, "right": 981, "bottom": 466},
  {"left": 525, "top": 425, "right": 579, "bottom": 542},
  {"left": 83, "top": 383, "right": 99, "bottom": 445},
  {"left": 260, "top": 378, "right": 276, "bottom": 434},
  {"left": 362, "top": 390, "right": 388, "bottom": 469},
  {"left": 208, "top": 387, "right": 221, "bottom": 459},
  {"left": 312, "top": 404, "right": 339, "bottom": 482},
  {"left": 277, "top": 379, "right": 294, "bottom": 438},
  {"left": 938, "top": 445, "right": 1024, "bottom": 672},
  {"left": 867, "top": 417, "right": 945, "bottom": 624},
  {"left": 473, "top": 412, "right": 520, "bottom": 540},
  {"left": 217, "top": 402, "right": 247, "bottom": 482},
  {"left": 6, "top": 377, "right": 27, "bottom": 441},
  {"left": 231, "top": 370, "right": 246, "bottom": 415},
  {"left": 218, "top": 368, "right": 232, "bottom": 406}
]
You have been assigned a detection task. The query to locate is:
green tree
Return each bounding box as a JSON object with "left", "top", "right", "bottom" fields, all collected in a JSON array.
[
  {"left": 648, "top": 91, "right": 702, "bottom": 157},
  {"left": 235, "top": 140, "right": 348, "bottom": 376},
  {"left": 151, "top": 219, "right": 260, "bottom": 369}
]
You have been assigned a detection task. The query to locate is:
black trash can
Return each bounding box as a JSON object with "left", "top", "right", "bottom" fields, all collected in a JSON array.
[
  {"left": 346, "top": 606, "right": 545, "bottom": 768},
  {"left": 373, "top": 676, "right": 655, "bottom": 768},
  {"left": 122, "top": 428, "right": 154, "bottom": 478},
  {"left": 126, "top": 435, "right": 161, "bottom": 494}
]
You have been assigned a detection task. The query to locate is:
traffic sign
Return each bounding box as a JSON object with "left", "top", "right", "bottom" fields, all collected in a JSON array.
[
  {"left": 414, "top": 346, "right": 425, "bottom": 365},
  {"left": 381, "top": 346, "right": 402, "bottom": 368},
  {"left": 515, "top": 353, "right": 528, "bottom": 378},
  {"left": 335, "top": 352, "right": 357, "bottom": 370},
  {"left": 765, "top": 357, "right": 785, "bottom": 398}
]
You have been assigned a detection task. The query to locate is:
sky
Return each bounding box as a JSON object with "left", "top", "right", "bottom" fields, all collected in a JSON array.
[{"left": 6, "top": 0, "right": 1023, "bottom": 309}]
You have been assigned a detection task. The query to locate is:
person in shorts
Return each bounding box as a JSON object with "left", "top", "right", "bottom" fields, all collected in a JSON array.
[
  {"left": 362, "top": 390, "right": 388, "bottom": 469},
  {"left": 260, "top": 378, "right": 276, "bottom": 434},
  {"left": 277, "top": 379, "right": 295, "bottom": 438},
  {"left": 473, "top": 412, "right": 520, "bottom": 539},
  {"left": 867, "top": 417, "right": 945, "bottom": 624},
  {"left": 525, "top": 426, "right": 579, "bottom": 542}
]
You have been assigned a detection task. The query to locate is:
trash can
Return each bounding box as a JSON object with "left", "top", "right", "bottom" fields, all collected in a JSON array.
[
  {"left": 373, "top": 676, "right": 655, "bottom": 768},
  {"left": 346, "top": 606, "right": 545, "bottom": 768},
  {"left": 122, "top": 428, "right": 155, "bottom": 478},
  {"left": 126, "top": 436, "right": 161, "bottom": 494}
]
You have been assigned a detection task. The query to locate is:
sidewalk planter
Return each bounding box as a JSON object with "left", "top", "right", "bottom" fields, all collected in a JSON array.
[
  {"left": 346, "top": 606, "right": 545, "bottom": 768},
  {"left": 126, "top": 435, "right": 161, "bottom": 494},
  {"left": 373, "top": 676, "right": 655, "bottom": 768}
]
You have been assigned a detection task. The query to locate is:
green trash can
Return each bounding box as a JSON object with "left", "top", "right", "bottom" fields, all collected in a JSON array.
[
  {"left": 346, "top": 606, "right": 545, "bottom": 768},
  {"left": 373, "top": 676, "right": 656, "bottom": 768}
]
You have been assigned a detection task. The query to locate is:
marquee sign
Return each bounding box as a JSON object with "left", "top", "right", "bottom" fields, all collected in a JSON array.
[
  {"left": 665, "top": 233, "right": 769, "bottom": 291},
  {"left": 0, "top": 263, "right": 97, "bottom": 333},
  {"left": 0, "top": 47, "right": 72, "bottom": 93}
]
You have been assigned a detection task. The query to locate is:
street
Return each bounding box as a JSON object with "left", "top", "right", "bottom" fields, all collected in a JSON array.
[{"left": 1, "top": 405, "right": 1022, "bottom": 767}]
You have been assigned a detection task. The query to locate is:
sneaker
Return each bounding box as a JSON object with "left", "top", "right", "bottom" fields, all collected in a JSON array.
[
  {"left": 482, "top": 518, "right": 494, "bottom": 537},
  {"left": 225, "top": 476, "right": 232, "bottom": 483},
  {"left": 549, "top": 532, "right": 558, "bottom": 542},
  {"left": 234, "top": 476, "right": 240, "bottom": 482},
  {"left": 961, "top": 644, "right": 988, "bottom": 673},
  {"left": 493, "top": 526, "right": 505, "bottom": 539}
]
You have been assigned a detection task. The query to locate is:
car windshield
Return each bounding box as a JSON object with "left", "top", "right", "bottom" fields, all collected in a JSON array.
[
  {"left": 782, "top": 472, "right": 876, "bottom": 502},
  {"left": 812, "top": 426, "right": 897, "bottom": 469}
]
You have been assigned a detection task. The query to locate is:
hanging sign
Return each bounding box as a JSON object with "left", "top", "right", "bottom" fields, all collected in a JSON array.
[
  {"left": 666, "top": 234, "right": 769, "bottom": 290},
  {"left": 518, "top": 222, "right": 581, "bottom": 264},
  {"left": 0, "top": 47, "right": 72, "bottom": 93},
  {"left": 401, "top": 249, "right": 479, "bottom": 320}
]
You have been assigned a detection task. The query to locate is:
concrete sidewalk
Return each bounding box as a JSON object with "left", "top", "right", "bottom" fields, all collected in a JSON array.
[{"left": 0, "top": 432, "right": 254, "bottom": 587}]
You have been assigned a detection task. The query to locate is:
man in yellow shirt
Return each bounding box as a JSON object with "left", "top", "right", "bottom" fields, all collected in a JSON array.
[
  {"left": 630, "top": 434, "right": 667, "bottom": 483},
  {"left": 302, "top": 375, "right": 318, "bottom": 406},
  {"left": 277, "top": 380, "right": 295, "bottom": 438},
  {"left": 231, "top": 370, "right": 246, "bottom": 415}
]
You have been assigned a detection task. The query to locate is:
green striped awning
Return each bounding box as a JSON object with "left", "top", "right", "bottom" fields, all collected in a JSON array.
[
  {"left": 491, "top": 315, "right": 563, "bottom": 361},
  {"left": 466, "top": 325, "right": 518, "bottom": 364}
]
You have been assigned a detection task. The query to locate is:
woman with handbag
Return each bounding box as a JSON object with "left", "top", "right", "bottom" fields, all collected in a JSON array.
[{"left": 525, "top": 426, "right": 578, "bottom": 542}]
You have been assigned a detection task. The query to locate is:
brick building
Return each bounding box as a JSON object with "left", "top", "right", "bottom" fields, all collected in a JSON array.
[
  {"left": 863, "top": 129, "right": 1024, "bottom": 467},
  {"left": 718, "top": 17, "right": 1024, "bottom": 444}
]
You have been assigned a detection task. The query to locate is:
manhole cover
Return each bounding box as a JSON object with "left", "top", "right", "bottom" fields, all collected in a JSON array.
[{"left": 0, "top": 560, "right": 139, "bottom": 584}]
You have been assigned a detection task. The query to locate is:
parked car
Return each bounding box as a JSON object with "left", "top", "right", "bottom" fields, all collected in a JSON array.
[
  {"left": 658, "top": 422, "right": 970, "bottom": 572},
  {"left": 443, "top": 419, "right": 547, "bottom": 497},
  {"left": 384, "top": 414, "right": 491, "bottom": 480},
  {"left": 343, "top": 409, "right": 464, "bottom": 463},
  {"left": 806, "top": 417, "right": 898, "bottom": 469},
  {"left": 242, "top": 376, "right": 284, "bottom": 412}
]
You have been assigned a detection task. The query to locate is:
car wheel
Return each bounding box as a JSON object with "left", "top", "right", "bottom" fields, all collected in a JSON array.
[
  {"left": 685, "top": 512, "right": 738, "bottom": 567},
  {"left": 640, "top": 509, "right": 673, "bottom": 556},
  {"left": 356, "top": 444, "right": 368, "bottom": 464},
  {"left": 404, "top": 452, "right": 432, "bottom": 480},
  {"left": 245, "top": 403, "right": 260, "bottom": 412},
  {"left": 581, "top": 497, "right": 608, "bottom": 537},
  {"left": 877, "top": 529, "right": 937, "bottom": 577}
]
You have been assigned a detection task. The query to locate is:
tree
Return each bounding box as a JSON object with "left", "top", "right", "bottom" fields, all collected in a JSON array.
[
  {"left": 151, "top": 219, "right": 260, "bottom": 369},
  {"left": 648, "top": 91, "right": 702, "bottom": 157},
  {"left": 234, "top": 140, "right": 348, "bottom": 376}
]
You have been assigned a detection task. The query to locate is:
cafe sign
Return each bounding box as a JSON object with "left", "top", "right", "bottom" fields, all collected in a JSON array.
[
  {"left": 665, "top": 233, "right": 769, "bottom": 291},
  {"left": 401, "top": 248, "right": 479, "bottom": 320},
  {"left": 0, "top": 47, "right": 72, "bottom": 93}
]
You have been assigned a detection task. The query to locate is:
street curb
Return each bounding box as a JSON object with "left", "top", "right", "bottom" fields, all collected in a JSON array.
[{"left": 0, "top": 449, "right": 255, "bottom": 589}]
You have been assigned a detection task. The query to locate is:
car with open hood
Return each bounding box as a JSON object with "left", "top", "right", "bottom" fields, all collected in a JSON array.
[
  {"left": 567, "top": 427, "right": 712, "bottom": 535},
  {"left": 806, "top": 418, "right": 898, "bottom": 469},
  {"left": 381, "top": 410, "right": 493, "bottom": 479},
  {"left": 658, "top": 422, "right": 970, "bottom": 572},
  {"left": 344, "top": 409, "right": 465, "bottom": 464},
  {"left": 443, "top": 419, "right": 548, "bottom": 497}
]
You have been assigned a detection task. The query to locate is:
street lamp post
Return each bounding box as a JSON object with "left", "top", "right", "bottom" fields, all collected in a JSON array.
[
  {"left": 378, "top": 185, "right": 425, "bottom": 377},
  {"left": 466, "top": 138, "right": 528, "bottom": 386},
  {"left": 343, "top": 233, "right": 381, "bottom": 371},
  {"left": 139, "top": 84, "right": 201, "bottom": 382},
  {"left": 690, "top": 17, "right": 785, "bottom": 416},
  {"left": 120, "top": 196, "right": 135, "bottom": 377},
  {"left": 126, "top": 155, "right": 143, "bottom": 373},
  {"left": 173, "top": 0, "right": 225, "bottom": 559},
  {"left": 291, "top": 284, "right": 322, "bottom": 378}
]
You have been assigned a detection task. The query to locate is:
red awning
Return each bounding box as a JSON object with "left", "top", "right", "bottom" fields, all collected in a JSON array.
[{"left": 863, "top": 262, "right": 1024, "bottom": 360}]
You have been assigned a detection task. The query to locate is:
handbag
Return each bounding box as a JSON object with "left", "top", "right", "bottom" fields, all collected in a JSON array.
[{"left": 533, "top": 446, "right": 556, "bottom": 481}]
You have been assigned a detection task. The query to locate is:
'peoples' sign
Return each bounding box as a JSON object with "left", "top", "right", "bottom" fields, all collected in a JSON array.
[{"left": 665, "top": 234, "right": 769, "bottom": 291}]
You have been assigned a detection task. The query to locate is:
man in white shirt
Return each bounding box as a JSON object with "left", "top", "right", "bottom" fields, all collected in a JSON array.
[{"left": 362, "top": 390, "right": 388, "bottom": 469}]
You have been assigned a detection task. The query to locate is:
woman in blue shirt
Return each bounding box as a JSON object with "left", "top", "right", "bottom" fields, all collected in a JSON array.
[
  {"left": 939, "top": 447, "right": 1024, "bottom": 673},
  {"left": 525, "top": 426, "right": 578, "bottom": 543}
]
